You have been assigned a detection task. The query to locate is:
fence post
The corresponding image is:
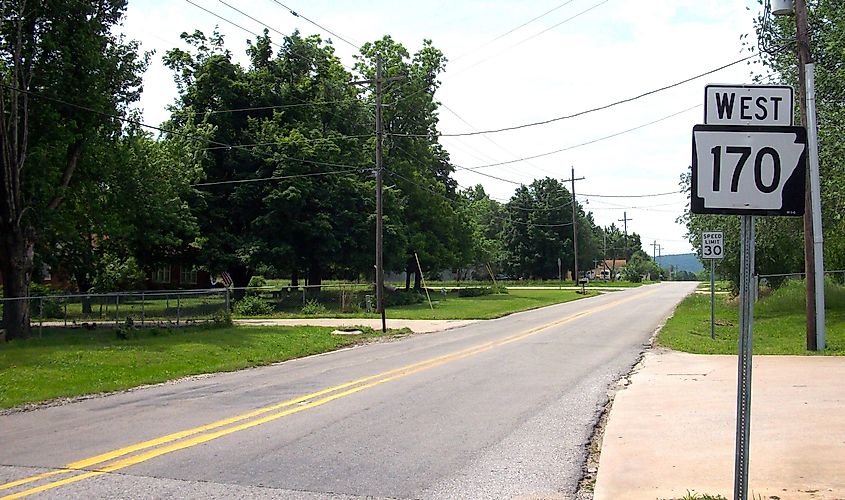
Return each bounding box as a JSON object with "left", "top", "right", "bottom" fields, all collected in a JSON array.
[
  {"left": 177, "top": 294, "right": 181, "bottom": 326},
  {"left": 141, "top": 292, "right": 145, "bottom": 327},
  {"left": 39, "top": 297, "right": 44, "bottom": 338},
  {"left": 63, "top": 298, "right": 68, "bottom": 328},
  {"left": 225, "top": 288, "right": 230, "bottom": 314}
]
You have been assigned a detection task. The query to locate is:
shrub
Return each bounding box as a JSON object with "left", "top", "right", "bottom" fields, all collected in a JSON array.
[
  {"left": 247, "top": 275, "right": 267, "bottom": 288},
  {"left": 385, "top": 290, "right": 424, "bottom": 306},
  {"left": 457, "top": 287, "right": 493, "bottom": 298},
  {"left": 212, "top": 309, "right": 233, "bottom": 326},
  {"left": 234, "top": 295, "right": 273, "bottom": 316},
  {"left": 301, "top": 299, "right": 327, "bottom": 315},
  {"left": 490, "top": 284, "right": 509, "bottom": 295}
]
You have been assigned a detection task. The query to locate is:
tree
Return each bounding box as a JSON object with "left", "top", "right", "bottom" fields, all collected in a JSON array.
[
  {"left": 165, "top": 30, "right": 374, "bottom": 287},
  {"left": 748, "top": 0, "right": 845, "bottom": 273},
  {"left": 0, "top": 0, "right": 147, "bottom": 339},
  {"left": 356, "top": 36, "right": 470, "bottom": 288},
  {"left": 499, "top": 178, "right": 601, "bottom": 280}
]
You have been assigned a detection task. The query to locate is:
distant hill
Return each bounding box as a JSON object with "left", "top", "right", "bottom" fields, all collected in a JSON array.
[{"left": 655, "top": 253, "right": 703, "bottom": 273}]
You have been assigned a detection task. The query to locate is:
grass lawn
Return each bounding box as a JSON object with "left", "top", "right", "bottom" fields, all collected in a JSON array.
[
  {"left": 658, "top": 280, "right": 845, "bottom": 355},
  {"left": 0, "top": 324, "right": 401, "bottom": 410},
  {"left": 249, "top": 288, "right": 598, "bottom": 320},
  {"left": 385, "top": 288, "right": 597, "bottom": 319}
]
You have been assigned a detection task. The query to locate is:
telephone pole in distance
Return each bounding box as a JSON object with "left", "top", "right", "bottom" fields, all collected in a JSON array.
[{"left": 563, "top": 167, "right": 584, "bottom": 282}]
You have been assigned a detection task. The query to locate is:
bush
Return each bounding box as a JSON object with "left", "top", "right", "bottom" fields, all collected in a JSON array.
[
  {"left": 457, "top": 287, "right": 493, "bottom": 297},
  {"left": 247, "top": 275, "right": 267, "bottom": 288},
  {"left": 385, "top": 290, "right": 424, "bottom": 306},
  {"left": 490, "top": 284, "right": 509, "bottom": 295},
  {"left": 301, "top": 299, "right": 327, "bottom": 315},
  {"left": 212, "top": 308, "right": 233, "bottom": 326},
  {"left": 234, "top": 295, "right": 273, "bottom": 316}
]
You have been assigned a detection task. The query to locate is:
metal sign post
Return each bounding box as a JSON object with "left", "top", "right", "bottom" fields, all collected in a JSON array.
[
  {"left": 692, "top": 83, "right": 805, "bottom": 500},
  {"left": 734, "top": 216, "right": 756, "bottom": 500},
  {"left": 711, "top": 259, "right": 716, "bottom": 339},
  {"left": 702, "top": 231, "right": 724, "bottom": 340}
]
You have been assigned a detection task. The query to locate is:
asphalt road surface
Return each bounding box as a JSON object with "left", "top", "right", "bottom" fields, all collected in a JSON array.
[{"left": 0, "top": 282, "right": 697, "bottom": 499}]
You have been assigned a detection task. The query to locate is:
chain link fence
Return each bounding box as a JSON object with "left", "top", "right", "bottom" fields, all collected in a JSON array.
[
  {"left": 1, "top": 289, "right": 230, "bottom": 334},
  {"left": 756, "top": 270, "right": 845, "bottom": 300},
  {"left": 228, "top": 284, "right": 376, "bottom": 315}
]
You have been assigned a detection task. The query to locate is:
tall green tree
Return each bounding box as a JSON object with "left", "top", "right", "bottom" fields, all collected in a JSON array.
[
  {"left": 500, "top": 178, "right": 600, "bottom": 279},
  {"left": 356, "top": 36, "right": 471, "bottom": 287},
  {"left": 0, "top": 0, "right": 147, "bottom": 339},
  {"left": 165, "top": 30, "right": 374, "bottom": 287}
]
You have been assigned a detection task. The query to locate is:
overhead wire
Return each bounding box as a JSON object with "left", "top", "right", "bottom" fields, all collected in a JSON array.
[
  {"left": 267, "top": 0, "right": 361, "bottom": 50},
  {"left": 449, "top": 0, "right": 577, "bottom": 63},
  {"left": 390, "top": 52, "right": 762, "bottom": 138},
  {"left": 450, "top": 0, "right": 610, "bottom": 77},
  {"left": 0, "top": 82, "right": 370, "bottom": 188},
  {"left": 455, "top": 105, "right": 700, "bottom": 172}
]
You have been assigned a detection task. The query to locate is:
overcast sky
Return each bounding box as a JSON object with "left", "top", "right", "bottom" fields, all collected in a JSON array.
[{"left": 123, "top": 0, "right": 769, "bottom": 256}]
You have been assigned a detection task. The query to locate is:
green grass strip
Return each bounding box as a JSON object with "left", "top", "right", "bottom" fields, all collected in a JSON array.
[
  {"left": 658, "top": 280, "right": 845, "bottom": 355},
  {"left": 0, "top": 325, "right": 398, "bottom": 410}
]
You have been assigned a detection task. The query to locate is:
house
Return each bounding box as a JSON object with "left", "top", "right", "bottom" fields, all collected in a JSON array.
[
  {"left": 146, "top": 264, "right": 211, "bottom": 290},
  {"left": 591, "top": 259, "right": 627, "bottom": 280}
]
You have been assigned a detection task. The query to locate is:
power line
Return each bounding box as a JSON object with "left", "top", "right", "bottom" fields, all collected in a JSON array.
[
  {"left": 0, "top": 82, "right": 371, "bottom": 184},
  {"left": 451, "top": 0, "right": 609, "bottom": 77},
  {"left": 185, "top": 0, "right": 357, "bottom": 72},
  {"left": 192, "top": 169, "right": 355, "bottom": 187},
  {"left": 268, "top": 0, "right": 361, "bottom": 50},
  {"left": 456, "top": 105, "right": 700, "bottom": 172},
  {"left": 450, "top": 0, "right": 577, "bottom": 63},
  {"left": 202, "top": 134, "right": 373, "bottom": 150},
  {"left": 579, "top": 190, "right": 683, "bottom": 198},
  {"left": 390, "top": 53, "right": 762, "bottom": 138}
]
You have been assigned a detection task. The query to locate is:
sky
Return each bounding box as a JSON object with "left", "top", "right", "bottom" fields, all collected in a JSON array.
[{"left": 122, "top": 0, "right": 770, "bottom": 256}]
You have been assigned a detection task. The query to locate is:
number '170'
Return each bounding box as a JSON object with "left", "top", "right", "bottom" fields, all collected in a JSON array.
[{"left": 711, "top": 146, "right": 781, "bottom": 193}]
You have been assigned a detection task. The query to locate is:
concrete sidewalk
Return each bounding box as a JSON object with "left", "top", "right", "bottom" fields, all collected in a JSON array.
[
  {"left": 235, "top": 318, "right": 476, "bottom": 333},
  {"left": 594, "top": 350, "right": 845, "bottom": 500}
]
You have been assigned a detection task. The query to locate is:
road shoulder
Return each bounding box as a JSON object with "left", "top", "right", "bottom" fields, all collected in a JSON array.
[{"left": 593, "top": 349, "right": 845, "bottom": 499}]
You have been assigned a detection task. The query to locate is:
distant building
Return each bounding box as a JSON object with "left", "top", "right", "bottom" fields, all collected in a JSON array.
[{"left": 145, "top": 265, "right": 210, "bottom": 290}]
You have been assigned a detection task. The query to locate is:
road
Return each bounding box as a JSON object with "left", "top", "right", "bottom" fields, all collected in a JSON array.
[{"left": 0, "top": 282, "right": 697, "bottom": 499}]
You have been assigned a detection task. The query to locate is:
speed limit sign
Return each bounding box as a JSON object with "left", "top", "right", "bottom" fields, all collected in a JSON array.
[{"left": 702, "top": 231, "right": 724, "bottom": 259}]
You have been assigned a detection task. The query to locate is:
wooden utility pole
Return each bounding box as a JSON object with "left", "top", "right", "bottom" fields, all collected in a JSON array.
[
  {"left": 374, "top": 56, "right": 386, "bottom": 333},
  {"left": 350, "top": 56, "right": 403, "bottom": 333},
  {"left": 795, "top": 0, "right": 820, "bottom": 351},
  {"left": 563, "top": 167, "right": 584, "bottom": 282},
  {"left": 618, "top": 212, "right": 632, "bottom": 258}
]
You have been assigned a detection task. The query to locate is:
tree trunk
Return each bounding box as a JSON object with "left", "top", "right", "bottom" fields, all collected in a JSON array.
[
  {"left": 0, "top": 229, "right": 34, "bottom": 340},
  {"left": 290, "top": 269, "right": 299, "bottom": 288},
  {"left": 413, "top": 269, "right": 421, "bottom": 290},
  {"left": 405, "top": 261, "right": 413, "bottom": 291},
  {"left": 73, "top": 271, "right": 94, "bottom": 314},
  {"left": 307, "top": 263, "right": 322, "bottom": 291}
]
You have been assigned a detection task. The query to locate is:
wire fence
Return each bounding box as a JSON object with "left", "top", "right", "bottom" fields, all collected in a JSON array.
[
  {"left": 0, "top": 289, "right": 231, "bottom": 334},
  {"left": 228, "top": 284, "right": 377, "bottom": 315},
  {"left": 755, "top": 269, "right": 845, "bottom": 300}
]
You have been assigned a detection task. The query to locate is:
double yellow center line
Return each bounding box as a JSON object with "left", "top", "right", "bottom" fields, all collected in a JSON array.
[{"left": 1, "top": 287, "right": 655, "bottom": 499}]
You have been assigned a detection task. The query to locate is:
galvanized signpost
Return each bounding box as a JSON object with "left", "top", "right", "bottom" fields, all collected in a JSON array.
[
  {"left": 693, "top": 84, "right": 806, "bottom": 500},
  {"left": 702, "top": 231, "right": 724, "bottom": 339}
]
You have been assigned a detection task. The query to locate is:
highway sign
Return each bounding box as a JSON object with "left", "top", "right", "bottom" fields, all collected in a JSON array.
[
  {"left": 691, "top": 124, "right": 806, "bottom": 216},
  {"left": 705, "top": 84, "right": 793, "bottom": 126},
  {"left": 702, "top": 231, "right": 724, "bottom": 259}
]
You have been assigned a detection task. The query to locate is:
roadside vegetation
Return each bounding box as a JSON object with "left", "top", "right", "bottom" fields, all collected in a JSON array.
[
  {"left": 0, "top": 324, "right": 406, "bottom": 410},
  {"left": 658, "top": 280, "right": 845, "bottom": 355},
  {"left": 232, "top": 288, "right": 598, "bottom": 320}
]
